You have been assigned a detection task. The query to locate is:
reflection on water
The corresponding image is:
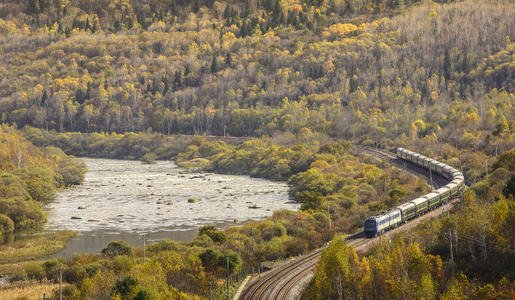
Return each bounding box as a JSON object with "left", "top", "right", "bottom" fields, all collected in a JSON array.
[
  {"left": 46, "top": 228, "right": 199, "bottom": 258},
  {"left": 47, "top": 158, "right": 298, "bottom": 256}
]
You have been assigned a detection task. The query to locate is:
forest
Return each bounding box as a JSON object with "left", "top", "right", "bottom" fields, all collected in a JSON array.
[
  {"left": 0, "top": 0, "right": 512, "bottom": 150},
  {"left": 0, "top": 126, "right": 85, "bottom": 240},
  {"left": 0, "top": 0, "right": 513, "bottom": 299}
]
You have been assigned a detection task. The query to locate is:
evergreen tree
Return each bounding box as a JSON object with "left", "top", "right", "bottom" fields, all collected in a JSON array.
[
  {"left": 85, "top": 83, "right": 92, "bottom": 99},
  {"left": 443, "top": 48, "right": 452, "bottom": 81},
  {"left": 27, "top": 0, "right": 41, "bottom": 14},
  {"left": 240, "top": 20, "right": 249, "bottom": 37},
  {"left": 210, "top": 55, "right": 218, "bottom": 73},
  {"left": 75, "top": 89, "right": 86, "bottom": 104},
  {"left": 273, "top": 0, "right": 284, "bottom": 25},
  {"left": 173, "top": 70, "right": 182, "bottom": 89},
  {"left": 225, "top": 52, "right": 232, "bottom": 66},
  {"left": 40, "top": 90, "right": 48, "bottom": 106},
  {"left": 91, "top": 21, "right": 98, "bottom": 33},
  {"left": 345, "top": 0, "right": 354, "bottom": 14},
  {"left": 162, "top": 76, "right": 169, "bottom": 95}
]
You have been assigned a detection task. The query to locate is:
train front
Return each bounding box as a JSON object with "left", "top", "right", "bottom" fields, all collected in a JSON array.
[{"left": 364, "top": 217, "right": 378, "bottom": 238}]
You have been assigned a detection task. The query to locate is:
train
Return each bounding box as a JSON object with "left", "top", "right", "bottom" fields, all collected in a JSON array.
[{"left": 364, "top": 147, "right": 465, "bottom": 238}]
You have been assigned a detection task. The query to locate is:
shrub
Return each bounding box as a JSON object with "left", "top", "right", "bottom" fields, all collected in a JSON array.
[
  {"left": 141, "top": 153, "right": 157, "bottom": 164},
  {"left": 112, "top": 276, "right": 139, "bottom": 298},
  {"left": 24, "top": 262, "right": 45, "bottom": 281},
  {"left": 101, "top": 241, "right": 133, "bottom": 258}
]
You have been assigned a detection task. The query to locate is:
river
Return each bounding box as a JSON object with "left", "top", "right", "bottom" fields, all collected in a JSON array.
[{"left": 46, "top": 158, "right": 297, "bottom": 257}]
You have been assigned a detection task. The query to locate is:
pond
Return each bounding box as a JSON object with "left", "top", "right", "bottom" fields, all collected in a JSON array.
[{"left": 46, "top": 158, "right": 298, "bottom": 256}]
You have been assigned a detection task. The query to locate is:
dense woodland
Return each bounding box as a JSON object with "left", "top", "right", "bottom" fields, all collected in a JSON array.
[
  {"left": 0, "top": 0, "right": 512, "bottom": 154},
  {"left": 0, "top": 0, "right": 513, "bottom": 299},
  {"left": 0, "top": 126, "right": 85, "bottom": 241}
]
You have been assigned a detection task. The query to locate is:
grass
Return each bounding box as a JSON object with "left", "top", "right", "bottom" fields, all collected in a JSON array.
[
  {"left": 0, "top": 282, "right": 66, "bottom": 300},
  {"left": 0, "top": 231, "right": 76, "bottom": 264}
]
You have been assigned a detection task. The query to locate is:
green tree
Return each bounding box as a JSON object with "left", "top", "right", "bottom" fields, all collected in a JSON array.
[
  {"left": 101, "top": 241, "right": 133, "bottom": 258},
  {"left": 210, "top": 55, "right": 218, "bottom": 73},
  {"left": 198, "top": 225, "right": 226, "bottom": 243},
  {"left": 0, "top": 214, "right": 14, "bottom": 243},
  {"left": 112, "top": 276, "right": 139, "bottom": 299}
]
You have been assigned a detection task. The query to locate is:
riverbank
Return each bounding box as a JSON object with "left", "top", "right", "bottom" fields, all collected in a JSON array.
[{"left": 0, "top": 231, "right": 76, "bottom": 264}]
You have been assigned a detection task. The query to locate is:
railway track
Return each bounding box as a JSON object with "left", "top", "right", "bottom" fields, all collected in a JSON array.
[
  {"left": 242, "top": 247, "right": 327, "bottom": 299},
  {"left": 360, "top": 146, "right": 448, "bottom": 188},
  {"left": 238, "top": 148, "right": 455, "bottom": 300}
]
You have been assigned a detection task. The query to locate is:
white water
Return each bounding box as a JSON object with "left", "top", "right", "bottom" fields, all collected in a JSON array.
[{"left": 47, "top": 158, "right": 298, "bottom": 233}]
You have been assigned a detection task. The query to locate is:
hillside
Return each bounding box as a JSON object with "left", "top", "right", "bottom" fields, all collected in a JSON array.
[{"left": 0, "top": 1, "right": 512, "bottom": 149}]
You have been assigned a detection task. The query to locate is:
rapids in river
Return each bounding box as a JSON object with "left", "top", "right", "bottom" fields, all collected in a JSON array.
[{"left": 46, "top": 158, "right": 297, "bottom": 256}]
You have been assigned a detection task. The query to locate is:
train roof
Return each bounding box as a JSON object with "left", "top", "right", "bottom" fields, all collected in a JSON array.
[
  {"left": 424, "top": 192, "right": 440, "bottom": 198},
  {"left": 376, "top": 214, "right": 389, "bottom": 221},
  {"left": 450, "top": 179, "right": 462, "bottom": 185},
  {"left": 443, "top": 166, "right": 454, "bottom": 173},
  {"left": 411, "top": 197, "right": 428, "bottom": 205},
  {"left": 428, "top": 159, "right": 439, "bottom": 165},
  {"left": 446, "top": 182, "right": 458, "bottom": 189},
  {"left": 435, "top": 186, "right": 450, "bottom": 193},
  {"left": 397, "top": 202, "right": 415, "bottom": 210},
  {"left": 386, "top": 209, "right": 401, "bottom": 216},
  {"left": 367, "top": 214, "right": 389, "bottom": 221}
]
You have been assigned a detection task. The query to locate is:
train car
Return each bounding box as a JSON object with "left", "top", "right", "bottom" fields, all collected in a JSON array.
[
  {"left": 411, "top": 197, "right": 429, "bottom": 215},
  {"left": 416, "top": 154, "right": 425, "bottom": 165},
  {"left": 447, "top": 182, "right": 458, "bottom": 198},
  {"left": 397, "top": 202, "right": 417, "bottom": 221},
  {"left": 411, "top": 153, "right": 421, "bottom": 165},
  {"left": 443, "top": 166, "right": 454, "bottom": 179},
  {"left": 405, "top": 149, "right": 415, "bottom": 159},
  {"left": 428, "top": 160, "right": 436, "bottom": 171},
  {"left": 403, "top": 150, "right": 411, "bottom": 160},
  {"left": 421, "top": 157, "right": 430, "bottom": 168},
  {"left": 452, "top": 172, "right": 463, "bottom": 180},
  {"left": 386, "top": 209, "right": 402, "bottom": 228},
  {"left": 424, "top": 192, "right": 441, "bottom": 209},
  {"left": 435, "top": 162, "right": 446, "bottom": 175},
  {"left": 398, "top": 148, "right": 406, "bottom": 159},
  {"left": 429, "top": 159, "right": 439, "bottom": 173},
  {"left": 450, "top": 179, "right": 462, "bottom": 186},
  {"left": 454, "top": 175, "right": 464, "bottom": 183},
  {"left": 438, "top": 187, "right": 451, "bottom": 202}
]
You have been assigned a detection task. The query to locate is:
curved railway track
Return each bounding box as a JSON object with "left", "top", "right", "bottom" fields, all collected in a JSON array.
[
  {"left": 242, "top": 247, "right": 327, "bottom": 299},
  {"left": 238, "top": 147, "right": 456, "bottom": 300}
]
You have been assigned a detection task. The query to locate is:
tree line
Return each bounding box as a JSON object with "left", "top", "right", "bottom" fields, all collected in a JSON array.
[{"left": 0, "top": 126, "right": 85, "bottom": 242}]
